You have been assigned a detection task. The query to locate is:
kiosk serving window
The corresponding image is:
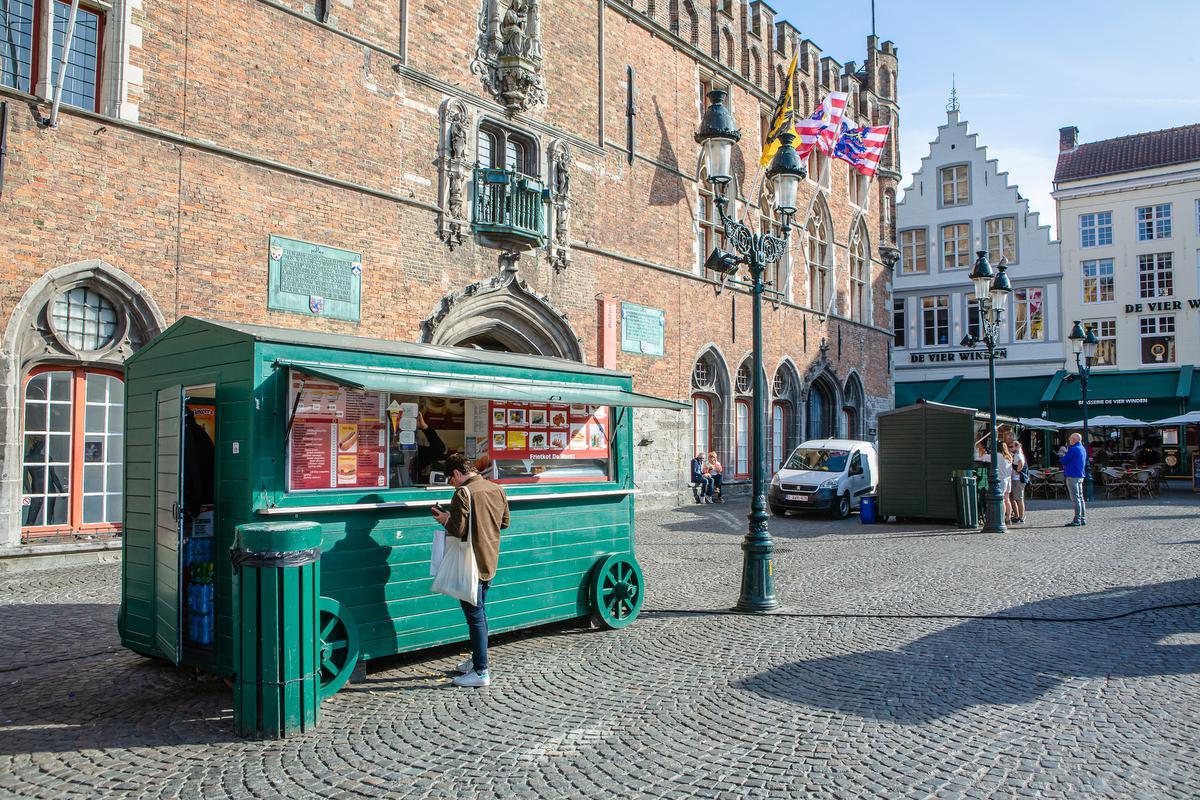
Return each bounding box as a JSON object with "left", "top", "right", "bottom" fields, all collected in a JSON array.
[{"left": 285, "top": 371, "right": 613, "bottom": 492}]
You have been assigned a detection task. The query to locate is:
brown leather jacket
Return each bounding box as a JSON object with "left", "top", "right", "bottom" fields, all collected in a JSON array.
[{"left": 444, "top": 473, "right": 510, "bottom": 582}]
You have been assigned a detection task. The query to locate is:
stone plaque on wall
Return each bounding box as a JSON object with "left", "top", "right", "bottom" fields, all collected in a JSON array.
[{"left": 267, "top": 235, "right": 362, "bottom": 322}]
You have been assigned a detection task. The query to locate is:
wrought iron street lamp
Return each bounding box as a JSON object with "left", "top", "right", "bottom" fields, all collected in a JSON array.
[
  {"left": 695, "top": 89, "right": 805, "bottom": 612},
  {"left": 1068, "top": 320, "right": 1100, "bottom": 500},
  {"left": 963, "top": 250, "right": 1012, "bottom": 533}
]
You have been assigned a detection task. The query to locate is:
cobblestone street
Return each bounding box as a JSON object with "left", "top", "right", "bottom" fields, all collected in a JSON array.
[{"left": 2, "top": 493, "right": 1198, "bottom": 799}]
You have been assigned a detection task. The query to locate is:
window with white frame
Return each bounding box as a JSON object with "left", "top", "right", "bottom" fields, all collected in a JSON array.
[
  {"left": 849, "top": 232, "right": 868, "bottom": 322},
  {"left": 692, "top": 394, "right": 711, "bottom": 457},
  {"left": 1139, "top": 315, "right": 1175, "bottom": 364},
  {"left": 899, "top": 229, "right": 927, "bottom": 274},
  {"left": 1138, "top": 253, "right": 1173, "bottom": 299},
  {"left": 941, "top": 223, "right": 970, "bottom": 270},
  {"left": 1196, "top": 199, "right": 1200, "bottom": 235},
  {"left": 1083, "top": 319, "right": 1117, "bottom": 366},
  {"left": 893, "top": 300, "right": 906, "bottom": 348},
  {"left": 1136, "top": 204, "right": 1171, "bottom": 240},
  {"left": 966, "top": 298, "right": 982, "bottom": 341},
  {"left": 848, "top": 171, "right": 868, "bottom": 206},
  {"left": 1079, "top": 211, "right": 1113, "bottom": 248},
  {"left": 922, "top": 295, "right": 949, "bottom": 346},
  {"left": 1013, "top": 287, "right": 1044, "bottom": 341},
  {"left": 939, "top": 165, "right": 969, "bottom": 206},
  {"left": 0, "top": 0, "right": 105, "bottom": 112},
  {"left": 734, "top": 400, "right": 750, "bottom": 477},
  {"left": 1082, "top": 258, "right": 1114, "bottom": 303},
  {"left": 985, "top": 217, "right": 1016, "bottom": 263}
]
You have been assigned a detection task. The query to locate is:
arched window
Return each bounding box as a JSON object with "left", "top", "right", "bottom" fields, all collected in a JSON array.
[
  {"left": 734, "top": 400, "right": 750, "bottom": 477},
  {"left": 693, "top": 395, "right": 711, "bottom": 456},
  {"left": 697, "top": 165, "right": 727, "bottom": 274},
  {"left": 759, "top": 185, "right": 789, "bottom": 298},
  {"left": 691, "top": 348, "right": 730, "bottom": 465},
  {"left": 806, "top": 374, "right": 838, "bottom": 440},
  {"left": 807, "top": 202, "right": 831, "bottom": 313},
  {"left": 735, "top": 359, "right": 752, "bottom": 395},
  {"left": 883, "top": 188, "right": 897, "bottom": 244},
  {"left": 843, "top": 373, "right": 866, "bottom": 440},
  {"left": 849, "top": 223, "right": 869, "bottom": 322},
  {"left": 478, "top": 122, "right": 538, "bottom": 176},
  {"left": 771, "top": 402, "right": 787, "bottom": 473}
]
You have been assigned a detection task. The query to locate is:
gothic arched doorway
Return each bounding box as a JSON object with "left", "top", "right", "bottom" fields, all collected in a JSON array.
[{"left": 806, "top": 374, "right": 839, "bottom": 440}]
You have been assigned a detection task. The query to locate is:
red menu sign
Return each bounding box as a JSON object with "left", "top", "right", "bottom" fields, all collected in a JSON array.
[
  {"left": 288, "top": 373, "right": 387, "bottom": 491},
  {"left": 488, "top": 401, "right": 609, "bottom": 461}
]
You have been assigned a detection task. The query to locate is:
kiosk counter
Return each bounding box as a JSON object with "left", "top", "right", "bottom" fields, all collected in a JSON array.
[{"left": 117, "top": 317, "right": 685, "bottom": 733}]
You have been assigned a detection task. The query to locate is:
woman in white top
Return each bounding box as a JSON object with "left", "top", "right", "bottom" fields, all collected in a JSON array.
[
  {"left": 996, "top": 441, "right": 1014, "bottom": 524},
  {"left": 1008, "top": 436, "right": 1027, "bottom": 524}
]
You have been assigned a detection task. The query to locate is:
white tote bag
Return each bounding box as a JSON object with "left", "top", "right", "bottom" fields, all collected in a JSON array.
[
  {"left": 431, "top": 486, "right": 481, "bottom": 605},
  {"left": 428, "top": 529, "right": 446, "bottom": 577}
]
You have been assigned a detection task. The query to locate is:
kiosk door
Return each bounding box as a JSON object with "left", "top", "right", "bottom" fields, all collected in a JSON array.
[{"left": 154, "top": 385, "right": 184, "bottom": 665}]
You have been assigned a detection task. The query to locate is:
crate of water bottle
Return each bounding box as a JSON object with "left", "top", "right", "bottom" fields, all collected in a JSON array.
[
  {"left": 186, "top": 537, "right": 213, "bottom": 566},
  {"left": 187, "top": 581, "right": 214, "bottom": 614},
  {"left": 190, "top": 560, "right": 215, "bottom": 584},
  {"left": 187, "top": 612, "right": 214, "bottom": 645}
]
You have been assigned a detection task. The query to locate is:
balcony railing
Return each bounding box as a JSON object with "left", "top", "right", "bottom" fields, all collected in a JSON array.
[{"left": 473, "top": 168, "right": 547, "bottom": 245}]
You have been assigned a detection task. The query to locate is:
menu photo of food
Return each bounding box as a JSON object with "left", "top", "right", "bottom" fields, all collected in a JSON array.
[
  {"left": 508, "top": 408, "right": 527, "bottom": 426},
  {"left": 337, "top": 423, "right": 359, "bottom": 454},
  {"left": 530, "top": 432, "right": 547, "bottom": 449},
  {"left": 507, "top": 430, "right": 527, "bottom": 449},
  {"left": 492, "top": 431, "right": 506, "bottom": 450},
  {"left": 529, "top": 409, "right": 547, "bottom": 426},
  {"left": 569, "top": 422, "right": 588, "bottom": 450},
  {"left": 336, "top": 454, "right": 358, "bottom": 485},
  {"left": 550, "top": 410, "right": 568, "bottom": 427},
  {"left": 589, "top": 423, "right": 607, "bottom": 450},
  {"left": 492, "top": 408, "right": 506, "bottom": 425},
  {"left": 549, "top": 431, "right": 568, "bottom": 450}
]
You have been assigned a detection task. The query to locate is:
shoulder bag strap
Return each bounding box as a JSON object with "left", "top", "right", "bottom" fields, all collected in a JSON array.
[{"left": 460, "top": 485, "right": 473, "bottom": 545}]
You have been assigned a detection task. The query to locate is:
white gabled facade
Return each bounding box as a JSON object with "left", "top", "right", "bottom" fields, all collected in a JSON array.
[{"left": 892, "top": 109, "right": 1063, "bottom": 404}]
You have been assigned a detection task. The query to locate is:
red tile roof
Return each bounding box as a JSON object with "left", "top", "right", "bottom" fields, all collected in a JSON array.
[{"left": 1054, "top": 123, "right": 1200, "bottom": 183}]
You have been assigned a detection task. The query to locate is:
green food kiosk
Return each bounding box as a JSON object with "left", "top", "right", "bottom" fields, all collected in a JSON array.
[{"left": 117, "top": 317, "right": 684, "bottom": 736}]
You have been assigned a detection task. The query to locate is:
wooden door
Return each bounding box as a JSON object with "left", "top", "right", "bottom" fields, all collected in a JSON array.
[{"left": 154, "top": 385, "right": 184, "bottom": 665}]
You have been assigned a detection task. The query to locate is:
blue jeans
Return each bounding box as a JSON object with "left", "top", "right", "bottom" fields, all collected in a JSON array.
[
  {"left": 1066, "top": 477, "right": 1086, "bottom": 523},
  {"left": 696, "top": 474, "right": 722, "bottom": 497},
  {"left": 460, "top": 580, "right": 491, "bottom": 673}
]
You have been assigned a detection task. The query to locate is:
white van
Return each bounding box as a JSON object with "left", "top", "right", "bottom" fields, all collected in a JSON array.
[{"left": 768, "top": 439, "right": 878, "bottom": 518}]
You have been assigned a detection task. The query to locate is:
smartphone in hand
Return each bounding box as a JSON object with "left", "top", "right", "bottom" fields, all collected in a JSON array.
[{"left": 430, "top": 504, "right": 444, "bottom": 516}]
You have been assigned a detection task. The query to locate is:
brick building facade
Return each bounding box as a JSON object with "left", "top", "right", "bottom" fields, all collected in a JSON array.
[{"left": 0, "top": 0, "right": 898, "bottom": 547}]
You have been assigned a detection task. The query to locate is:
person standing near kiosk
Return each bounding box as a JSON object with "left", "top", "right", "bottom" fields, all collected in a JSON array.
[{"left": 433, "top": 453, "right": 510, "bottom": 687}]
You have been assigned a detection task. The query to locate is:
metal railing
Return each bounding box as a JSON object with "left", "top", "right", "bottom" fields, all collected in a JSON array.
[{"left": 473, "top": 168, "right": 546, "bottom": 244}]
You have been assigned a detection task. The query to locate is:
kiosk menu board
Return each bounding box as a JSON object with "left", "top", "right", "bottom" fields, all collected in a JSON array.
[
  {"left": 487, "top": 401, "right": 609, "bottom": 461},
  {"left": 288, "top": 374, "right": 387, "bottom": 490}
]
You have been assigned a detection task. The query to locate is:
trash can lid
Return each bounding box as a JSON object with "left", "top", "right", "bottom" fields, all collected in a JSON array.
[{"left": 235, "top": 521, "right": 323, "bottom": 553}]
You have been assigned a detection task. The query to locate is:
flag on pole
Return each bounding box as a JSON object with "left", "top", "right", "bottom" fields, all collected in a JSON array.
[
  {"left": 795, "top": 91, "right": 848, "bottom": 158},
  {"left": 759, "top": 54, "right": 799, "bottom": 168},
  {"left": 830, "top": 121, "right": 890, "bottom": 176}
]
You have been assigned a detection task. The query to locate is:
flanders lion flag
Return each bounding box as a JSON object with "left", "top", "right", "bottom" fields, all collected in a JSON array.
[{"left": 759, "top": 54, "right": 799, "bottom": 168}]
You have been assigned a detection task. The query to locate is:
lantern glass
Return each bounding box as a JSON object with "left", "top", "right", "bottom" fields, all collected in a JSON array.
[
  {"left": 772, "top": 173, "right": 799, "bottom": 214},
  {"left": 704, "top": 136, "right": 735, "bottom": 185},
  {"left": 990, "top": 283, "right": 1009, "bottom": 314}
]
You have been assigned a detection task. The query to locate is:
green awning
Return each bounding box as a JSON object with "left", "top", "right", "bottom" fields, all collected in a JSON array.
[
  {"left": 896, "top": 376, "right": 1053, "bottom": 419},
  {"left": 895, "top": 380, "right": 949, "bottom": 408},
  {"left": 279, "top": 360, "right": 689, "bottom": 411},
  {"left": 1043, "top": 367, "right": 1190, "bottom": 423}
]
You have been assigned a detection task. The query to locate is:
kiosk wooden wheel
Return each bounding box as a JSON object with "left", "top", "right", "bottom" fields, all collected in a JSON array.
[
  {"left": 318, "top": 597, "right": 359, "bottom": 700},
  {"left": 589, "top": 553, "right": 644, "bottom": 629}
]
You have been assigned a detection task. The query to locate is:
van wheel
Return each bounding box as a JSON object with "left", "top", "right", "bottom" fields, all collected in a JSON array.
[
  {"left": 770, "top": 504, "right": 788, "bottom": 517},
  {"left": 833, "top": 493, "right": 851, "bottom": 519}
]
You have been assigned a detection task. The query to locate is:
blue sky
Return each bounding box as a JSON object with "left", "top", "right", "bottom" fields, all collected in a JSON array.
[{"left": 771, "top": 0, "right": 1200, "bottom": 236}]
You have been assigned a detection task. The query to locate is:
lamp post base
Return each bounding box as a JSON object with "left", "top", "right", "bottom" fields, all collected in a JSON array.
[
  {"left": 734, "top": 532, "right": 778, "bottom": 612},
  {"left": 982, "top": 488, "right": 1007, "bottom": 534}
]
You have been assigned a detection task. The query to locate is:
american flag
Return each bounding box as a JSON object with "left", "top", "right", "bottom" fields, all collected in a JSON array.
[
  {"left": 831, "top": 122, "right": 891, "bottom": 177},
  {"left": 795, "top": 92, "right": 848, "bottom": 158}
]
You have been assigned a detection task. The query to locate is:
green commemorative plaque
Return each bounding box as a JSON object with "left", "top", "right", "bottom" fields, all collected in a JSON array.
[
  {"left": 267, "top": 235, "right": 362, "bottom": 322},
  {"left": 620, "top": 302, "right": 665, "bottom": 357}
]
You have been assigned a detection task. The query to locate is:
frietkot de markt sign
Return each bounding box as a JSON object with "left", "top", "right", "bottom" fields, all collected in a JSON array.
[
  {"left": 620, "top": 302, "right": 665, "bottom": 357},
  {"left": 267, "top": 235, "right": 363, "bottom": 322},
  {"left": 908, "top": 348, "right": 1007, "bottom": 364}
]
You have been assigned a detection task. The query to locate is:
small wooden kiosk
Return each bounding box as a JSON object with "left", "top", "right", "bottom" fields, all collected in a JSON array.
[
  {"left": 876, "top": 400, "right": 1018, "bottom": 522},
  {"left": 118, "top": 317, "right": 684, "bottom": 703}
]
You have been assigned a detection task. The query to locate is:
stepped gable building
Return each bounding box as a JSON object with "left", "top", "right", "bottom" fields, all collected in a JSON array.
[
  {"left": 1050, "top": 123, "right": 1200, "bottom": 473},
  {"left": 894, "top": 105, "right": 1062, "bottom": 420},
  {"left": 0, "top": 0, "right": 898, "bottom": 548}
]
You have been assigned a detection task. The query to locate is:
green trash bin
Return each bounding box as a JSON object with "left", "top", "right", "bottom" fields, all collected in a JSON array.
[
  {"left": 231, "top": 521, "right": 323, "bottom": 739},
  {"left": 951, "top": 470, "right": 979, "bottom": 529}
]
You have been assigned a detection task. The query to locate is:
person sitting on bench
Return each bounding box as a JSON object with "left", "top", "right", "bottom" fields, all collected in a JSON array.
[
  {"left": 690, "top": 451, "right": 712, "bottom": 503},
  {"left": 704, "top": 451, "right": 725, "bottom": 503}
]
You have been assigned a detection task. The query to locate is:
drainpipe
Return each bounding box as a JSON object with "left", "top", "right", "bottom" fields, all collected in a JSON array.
[
  {"left": 46, "top": 0, "right": 81, "bottom": 128},
  {"left": 0, "top": 101, "right": 8, "bottom": 198}
]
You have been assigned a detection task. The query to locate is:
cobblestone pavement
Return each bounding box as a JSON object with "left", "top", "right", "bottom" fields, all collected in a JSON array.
[{"left": 2, "top": 491, "right": 1199, "bottom": 799}]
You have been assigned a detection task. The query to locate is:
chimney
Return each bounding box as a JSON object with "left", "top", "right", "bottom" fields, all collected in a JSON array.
[{"left": 1059, "top": 126, "right": 1079, "bottom": 152}]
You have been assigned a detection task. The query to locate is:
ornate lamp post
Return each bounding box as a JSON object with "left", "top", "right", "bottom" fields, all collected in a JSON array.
[
  {"left": 964, "top": 250, "right": 1012, "bottom": 533},
  {"left": 1068, "top": 321, "right": 1100, "bottom": 500},
  {"left": 695, "top": 89, "right": 805, "bottom": 612}
]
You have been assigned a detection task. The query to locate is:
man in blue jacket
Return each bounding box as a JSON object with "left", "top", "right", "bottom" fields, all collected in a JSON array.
[
  {"left": 690, "top": 452, "right": 712, "bottom": 503},
  {"left": 1060, "top": 432, "right": 1088, "bottom": 526}
]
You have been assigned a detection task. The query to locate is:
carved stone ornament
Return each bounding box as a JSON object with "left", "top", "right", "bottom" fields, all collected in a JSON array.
[
  {"left": 438, "top": 99, "right": 472, "bottom": 250},
  {"left": 471, "top": 0, "right": 546, "bottom": 115},
  {"left": 548, "top": 140, "right": 573, "bottom": 273}
]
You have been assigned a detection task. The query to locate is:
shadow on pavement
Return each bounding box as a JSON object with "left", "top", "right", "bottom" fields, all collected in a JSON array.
[{"left": 735, "top": 578, "right": 1200, "bottom": 725}]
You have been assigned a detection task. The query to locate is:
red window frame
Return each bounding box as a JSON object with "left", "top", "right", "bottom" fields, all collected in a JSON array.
[
  {"left": 734, "top": 399, "right": 751, "bottom": 478},
  {"left": 26, "top": 0, "right": 105, "bottom": 113},
  {"left": 20, "top": 365, "right": 123, "bottom": 539},
  {"left": 692, "top": 393, "right": 712, "bottom": 458}
]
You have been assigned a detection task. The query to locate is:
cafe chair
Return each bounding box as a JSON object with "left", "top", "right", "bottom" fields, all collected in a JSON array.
[
  {"left": 1026, "top": 469, "right": 1047, "bottom": 499},
  {"left": 1045, "top": 471, "right": 1067, "bottom": 500},
  {"left": 1127, "top": 469, "right": 1155, "bottom": 499},
  {"left": 1102, "top": 467, "right": 1129, "bottom": 500}
]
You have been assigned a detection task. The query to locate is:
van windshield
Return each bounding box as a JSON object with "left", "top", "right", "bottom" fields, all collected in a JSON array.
[{"left": 784, "top": 448, "right": 849, "bottom": 472}]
